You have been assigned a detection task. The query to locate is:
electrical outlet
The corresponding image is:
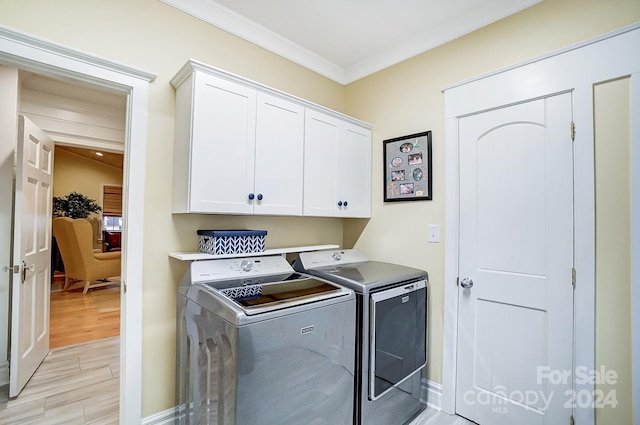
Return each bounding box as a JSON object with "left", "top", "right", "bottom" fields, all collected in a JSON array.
[{"left": 428, "top": 224, "right": 440, "bottom": 243}]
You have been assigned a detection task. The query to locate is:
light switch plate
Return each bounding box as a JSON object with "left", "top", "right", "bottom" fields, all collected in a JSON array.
[{"left": 428, "top": 224, "right": 440, "bottom": 243}]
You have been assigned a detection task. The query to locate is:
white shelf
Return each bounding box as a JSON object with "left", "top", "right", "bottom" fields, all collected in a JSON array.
[{"left": 168, "top": 244, "right": 340, "bottom": 261}]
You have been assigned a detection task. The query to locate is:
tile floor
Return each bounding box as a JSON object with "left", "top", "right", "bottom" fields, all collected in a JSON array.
[
  {"left": 410, "top": 408, "right": 476, "bottom": 425},
  {"left": 0, "top": 337, "right": 119, "bottom": 425},
  {"left": 0, "top": 335, "right": 475, "bottom": 425}
]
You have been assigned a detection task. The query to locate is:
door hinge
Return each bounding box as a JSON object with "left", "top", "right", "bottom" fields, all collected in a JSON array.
[
  {"left": 570, "top": 121, "right": 575, "bottom": 141},
  {"left": 570, "top": 414, "right": 575, "bottom": 425},
  {"left": 572, "top": 267, "right": 576, "bottom": 288}
]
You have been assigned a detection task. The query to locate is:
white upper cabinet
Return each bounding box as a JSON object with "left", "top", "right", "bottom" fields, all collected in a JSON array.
[
  {"left": 338, "top": 122, "right": 372, "bottom": 218},
  {"left": 303, "top": 109, "right": 371, "bottom": 218},
  {"left": 303, "top": 110, "right": 340, "bottom": 217},
  {"left": 253, "top": 92, "right": 304, "bottom": 215},
  {"left": 173, "top": 72, "right": 256, "bottom": 214},
  {"left": 171, "top": 60, "right": 371, "bottom": 217}
]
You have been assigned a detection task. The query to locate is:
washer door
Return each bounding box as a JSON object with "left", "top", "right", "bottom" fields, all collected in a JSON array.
[{"left": 369, "top": 280, "right": 427, "bottom": 400}]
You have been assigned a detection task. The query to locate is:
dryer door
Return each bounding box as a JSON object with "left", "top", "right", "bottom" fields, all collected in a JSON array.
[{"left": 369, "top": 280, "right": 427, "bottom": 400}]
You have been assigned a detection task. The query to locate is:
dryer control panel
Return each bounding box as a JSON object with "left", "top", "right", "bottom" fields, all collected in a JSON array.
[{"left": 297, "top": 249, "right": 368, "bottom": 268}]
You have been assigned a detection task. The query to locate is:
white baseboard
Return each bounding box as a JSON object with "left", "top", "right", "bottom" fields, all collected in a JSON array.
[
  {"left": 143, "top": 381, "right": 444, "bottom": 424},
  {"left": 421, "top": 378, "right": 443, "bottom": 411},
  {"left": 0, "top": 361, "right": 8, "bottom": 387},
  {"left": 142, "top": 406, "right": 180, "bottom": 425}
]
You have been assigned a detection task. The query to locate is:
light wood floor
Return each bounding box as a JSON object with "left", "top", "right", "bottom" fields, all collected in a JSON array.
[
  {"left": 50, "top": 283, "right": 120, "bottom": 348},
  {"left": 0, "top": 337, "right": 119, "bottom": 424}
]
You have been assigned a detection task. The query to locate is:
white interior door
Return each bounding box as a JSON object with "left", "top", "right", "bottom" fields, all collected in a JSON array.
[
  {"left": 456, "top": 94, "right": 574, "bottom": 424},
  {"left": 9, "top": 115, "right": 54, "bottom": 397}
]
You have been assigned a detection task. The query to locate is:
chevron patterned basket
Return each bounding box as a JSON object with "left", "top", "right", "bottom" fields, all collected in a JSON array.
[{"left": 197, "top": 229, "right": 267, "bottom": 255}]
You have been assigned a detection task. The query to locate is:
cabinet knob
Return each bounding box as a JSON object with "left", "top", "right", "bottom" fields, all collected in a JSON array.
[
  {"left": 248, "top": 193, "right": 255, "bottom": 200},
  {"left": 257, "top": 193, "right": 263, "bottom": 201},
  {"left": 337, "top": 201, "right": 343, "bottom": 207},
  {"left": 343, "top": 201, "right": 348, "bottom": 207}
]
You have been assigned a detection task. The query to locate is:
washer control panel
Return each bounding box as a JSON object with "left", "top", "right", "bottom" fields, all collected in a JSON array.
[
  {"left": 191, "top": 255, "right": 293, "bottom": 283},
  {"left": 298, "top": 249, "right": 368, "bottom": 269}
]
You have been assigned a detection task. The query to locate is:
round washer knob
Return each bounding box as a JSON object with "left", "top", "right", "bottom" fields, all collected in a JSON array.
[
  {"left": 332, "top": 252, "right": 342, "bottom": 261},
  {"left": 240, "top": 260, "right": 253, "bottom": 272}
]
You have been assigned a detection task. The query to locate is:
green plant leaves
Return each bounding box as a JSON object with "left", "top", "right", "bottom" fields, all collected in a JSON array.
[{"left": 52, "top": 192, "right": 102, "bottom": 219}]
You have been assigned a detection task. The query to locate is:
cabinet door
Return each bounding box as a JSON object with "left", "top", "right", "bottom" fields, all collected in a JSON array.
[
  {"left": 303, "top": 110, "right": 340, "bottom": 217},
  {"left": 253, "top": 93, "right": 304, "bottom": 215},
  {"left": 338, "top": 123, "right": 371, "bottom": 217},
  {"left": 189, "top": 73, "right": 256, "bottom": 213}
]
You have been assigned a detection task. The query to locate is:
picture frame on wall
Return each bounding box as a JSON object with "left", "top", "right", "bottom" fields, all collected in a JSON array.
[{"left": 383, "top": 131, "right": 432, "bottom": 202}]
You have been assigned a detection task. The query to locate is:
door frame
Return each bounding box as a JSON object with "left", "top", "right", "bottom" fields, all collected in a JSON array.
[
  {"left": 0, "top": 25, "right": 156, "bottom": 424},
  {"left": 441, "top": 23, "right": 640, "bottom": 425}
]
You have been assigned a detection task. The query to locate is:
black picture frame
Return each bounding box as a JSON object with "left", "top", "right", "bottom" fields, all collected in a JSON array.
[{"left": 383, "top": 131, "right": 432, "bottom": 202}]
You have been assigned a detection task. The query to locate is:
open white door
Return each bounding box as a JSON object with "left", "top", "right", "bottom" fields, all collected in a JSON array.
[
  {"left": 455, "top": 94, "right": 574, "bottom": 424},
  {"left": 9, "top": 115, "right": 54, "bottom": 397}
]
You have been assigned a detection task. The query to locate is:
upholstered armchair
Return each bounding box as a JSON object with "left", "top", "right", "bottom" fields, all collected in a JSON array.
[{"left": 52, "top": 217, "right": 121, "bottom": 294}]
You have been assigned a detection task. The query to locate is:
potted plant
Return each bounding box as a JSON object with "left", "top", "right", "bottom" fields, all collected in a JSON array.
[{"left": 53, "top": 191, "right": 102, "bottom": 219}]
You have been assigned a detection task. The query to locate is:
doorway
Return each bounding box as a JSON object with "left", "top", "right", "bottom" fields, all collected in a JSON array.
[
  {"left": 6, "top": 70, "right": 127, "bottom": 395},
  {"left": 441, "top": 24, "right": 640, "bottom": 425},
  {"left": 49, "top": 144, "right": 125, "bottom": 349},
  {"left": 0, "top": 26, "right": 155, "bottom": 424},
  {"left": 454, "top": 94, "right": 574, "bottom": 424}
]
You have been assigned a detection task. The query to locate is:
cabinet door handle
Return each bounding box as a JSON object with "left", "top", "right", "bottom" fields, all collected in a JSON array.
[
  {"left": 257, "top": 193, "right": 263, "bottom": 201},
  {"left": 248, "top": 193, "right": 255, "bottom": 200}
]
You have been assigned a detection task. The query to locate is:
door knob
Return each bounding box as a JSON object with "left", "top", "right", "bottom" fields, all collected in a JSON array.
[{"left": 460, "top": 277, "right": 474, "bottom": 289}]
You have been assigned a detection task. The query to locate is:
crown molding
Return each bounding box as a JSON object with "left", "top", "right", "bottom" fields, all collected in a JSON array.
[
  {"left": 161, "top": 0, "right": 541, "bottom": 85},
  {"left": 345, "top": 0, "right": 543, "bottom": 83},
  {"left": 160, "top": 0, "right": 347, "bottom": 84}
]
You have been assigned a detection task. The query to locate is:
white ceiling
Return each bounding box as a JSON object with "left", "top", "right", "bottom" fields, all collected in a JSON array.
[{"left": 162, "top": 0, "right": 542, "bottom": 85}]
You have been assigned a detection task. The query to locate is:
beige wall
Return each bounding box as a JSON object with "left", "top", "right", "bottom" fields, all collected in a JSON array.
[
  {"left": 53, "top": 148, "right": 123, "bottom": 206},
  {"left": 0, "top": 0, "right": 346, "bottom": 415},
  {"left": 346, "top": 0, "right": 640, "bottom": 387},
  {"left": 594, "top": 78, "right": 632, "bottom": 424},
  {"left": 53, "top": 148, "right": 124, "bottom": 248},
  {"left": 1, "top": 0, "right": 639, "bottom": 418}
]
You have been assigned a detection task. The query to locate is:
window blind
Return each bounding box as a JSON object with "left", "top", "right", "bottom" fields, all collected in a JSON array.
[{"left": 102, "top": 185, "right": 122, "bottom": 216}]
